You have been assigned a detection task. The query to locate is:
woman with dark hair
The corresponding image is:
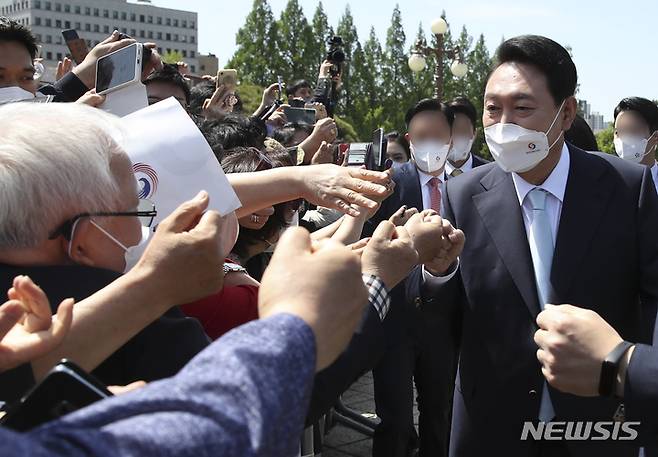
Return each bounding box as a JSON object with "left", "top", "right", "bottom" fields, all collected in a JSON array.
[{"left": 385, "top": 131, "right": 411, "bottom": 163}]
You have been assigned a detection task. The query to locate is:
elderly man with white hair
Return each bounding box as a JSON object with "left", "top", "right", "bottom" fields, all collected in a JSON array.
[{"left": 0, "top": 101, "right": 398, "bottom": 403}]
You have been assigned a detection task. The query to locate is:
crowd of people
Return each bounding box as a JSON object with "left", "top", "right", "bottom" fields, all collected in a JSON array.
[{"left": 2, "top": 14, "right": 658, "bottom": 457}]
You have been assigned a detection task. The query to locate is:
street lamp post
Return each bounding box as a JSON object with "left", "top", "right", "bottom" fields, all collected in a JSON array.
[{"left": 408, "top": 17, "right": 468, "bottom": 100}]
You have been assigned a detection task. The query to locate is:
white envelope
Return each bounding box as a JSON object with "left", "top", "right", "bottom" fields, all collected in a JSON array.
[
  {"left": 120, "top": 97, "right": 241, "bottom": 228},
  {"left": 100, "top": 82, "right": 149, "bottom": 117}
]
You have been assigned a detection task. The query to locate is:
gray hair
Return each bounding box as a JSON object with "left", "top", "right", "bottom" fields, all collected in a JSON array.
[{"left": 0, "top": 102, "right": 127, "bottom": 248}]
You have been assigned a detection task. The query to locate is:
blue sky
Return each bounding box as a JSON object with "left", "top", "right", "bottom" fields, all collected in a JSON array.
[{"left": 155, "top": 0, "right": 658, "bottom": 122}]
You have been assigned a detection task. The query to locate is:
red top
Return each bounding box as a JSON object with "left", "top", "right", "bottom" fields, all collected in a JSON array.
[{"left": 182, "top": 284, "right": 259, "bottom": 341}]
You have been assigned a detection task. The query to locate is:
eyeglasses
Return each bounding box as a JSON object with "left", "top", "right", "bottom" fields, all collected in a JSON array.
[{"left": 48, "top": 199, "right": 157, "bottom": 240}]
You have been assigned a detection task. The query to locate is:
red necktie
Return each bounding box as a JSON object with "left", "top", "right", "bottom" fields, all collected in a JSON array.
[{"left": 428, "top": 177, "right": 442, "bottom": 213}]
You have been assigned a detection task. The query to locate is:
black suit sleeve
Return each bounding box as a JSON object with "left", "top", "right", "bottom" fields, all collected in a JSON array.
[{"left": 636, "top": 167, "right": 658, "bottom": 342}]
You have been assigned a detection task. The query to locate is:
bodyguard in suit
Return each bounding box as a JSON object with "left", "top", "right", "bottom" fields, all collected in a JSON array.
[
  {"left": 412, "top": 35, "right": 658, "bottom": 457},
  {"left": 367, "top": 100, "right": 486, "bottom": 457},
  {"left": 445, "top": 96, "right": 489, "bottom": 180}
]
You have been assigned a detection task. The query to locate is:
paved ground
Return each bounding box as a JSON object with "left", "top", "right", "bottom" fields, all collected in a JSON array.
[{"left": 321, "top": 372, "right": 419, "bottom": 457}]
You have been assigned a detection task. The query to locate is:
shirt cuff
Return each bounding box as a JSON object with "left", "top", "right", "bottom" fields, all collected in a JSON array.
[
  {"left": 363, "top": 274, "right": 391, "bottom": 321},
  {"left": 422, "top": 257, "right": 460, "bottom": 284}
]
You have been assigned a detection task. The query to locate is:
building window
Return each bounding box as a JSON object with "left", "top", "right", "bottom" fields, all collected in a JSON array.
[
  {"left": 35, "top": 33, "right": 42, "bottom": 42},
  {"left": 46, "top": 51, "right": 52, "bottom": 60},
  {"left": 56, "top": 52, "right": 62, "bottom": 61},
  {"left": 173, "top": 19, "right": 178, "bottom": 27},
  {"left": 139, "top": 30, "right": 144, "bottom": 38},
  {"left": 147, "top": 15, "right": 152, "bottom": 24},
  {"left": 200, "top": 64, "right": 205, "bottom": 71},
  {"left": 157, "top": 32, "right": 162, "bottom": 40},
  {"left": 139, "top": 14, "right": 144, "bottom": 23},
  {"left": 191, "top": 65, "right": 196, "bottom": 73},
  {"left": 191, "top": 21, "right": 195, "bottom": 29},
  {"left": 55, "top": 19, "right": 61, "bottom": 28},
  {"left": 44, "top": 1, "right": 51, "bottom": 10},
  {"left": 130, "top": 28, "right": 136, "bottom": 36},
  {"left": 34, "top": 1, "right": 41, "bottom": 9},
  {"left": 56, "top": 36, "right": 62, "bottom": 44},
  {"left": 44, "top": 35, "right": 51, "bottom": 43},
  {"left": 148, "top": 31, "right": 153, "bottom": 39},
  {"left": 173, "top": 34, "right": 178, "bottom": 42},
  {"left": 34, "top": 16, "right": 41, "bottom": 25},
  {"left": 113, "top": 11, "right": 118, "bottom": 19},
  {"left": 182, "top": 50, "right": 187, "bottom": 58},
  {"left": 103, "top": 25, "right": 109, "bottom": 34},
  {"left": 165, "top": 18, "right": 171, "bottom": 26},
  {"left": 130, "top": 13, "right": 135, "bottom": 21},
  {"left": 54, "top": 3, "right": 60, "bottom": 12},
  {"left": 121, "top": 12, "right": 127, "bottom": 20},
  {"left": 93, "top": 8, "right": 99, "bottom": 17},
  {"left": 75, "top": 22, "right": 81, "bottom": 29},
  {"left": 165, "top": 33, "right": 171, "bottom": 41},
  {"left": 64, "top": 20, "right": 70, "bottom": 28},
  {"left": 64, "top": 4, "right": 69, "bottom": 13},
  {"left": 45, "top": 18, "right": 51, "bottom": 26},
  {"left": 182, "top": 35, "right": 187, "bottom": 43},
  {"left": 121, "top": 27, "right": 127, "bottom": 34},
  {"left": 84, "top": 7, "right": 90, "bottom": 15},
  {"left": 156, "top": 16, "right": 162, "bottom": 25},
  {"left": 93, "top": 24, "right": 99, "bottom": 33},
  {"left": 190, "top": 36, "right": 195, "bottom": 44},
  {"left": 84, "top": 23, "right": 90, "bottom": 31},
  {"left": 190, "top": 51, "right": 195, "bottom": 58},
  {"left": 75, "top": 5, "right": 80, "bottom": 14},
  {"left": 157, "top": 47, "right": 162, "bottom": 54},
  {"left": 103, "top": 9, "right": 108, "bottom": 18},
  {"left": 182, "top": 20, "right": 187, "bottom": 28}
]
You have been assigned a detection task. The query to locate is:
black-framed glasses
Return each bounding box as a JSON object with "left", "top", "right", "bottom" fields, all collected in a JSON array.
[{"left": 48, "top": 199, "right": 157, "bottom": 240}]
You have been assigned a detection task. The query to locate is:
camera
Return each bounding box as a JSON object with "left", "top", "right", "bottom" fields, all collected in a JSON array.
[
  {"left": 325, "top": 36, "right": 345, "bottom": 77},
  {"left": 344, "top": 128, "right": 390, "bottom": 171}
]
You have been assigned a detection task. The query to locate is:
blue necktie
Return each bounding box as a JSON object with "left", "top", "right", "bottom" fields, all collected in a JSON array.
[{"left": 527, "top": 188, "right": 556, "bottom": 422}]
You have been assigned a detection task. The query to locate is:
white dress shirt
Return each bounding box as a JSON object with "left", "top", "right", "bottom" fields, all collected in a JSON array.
[
  {"left": 416, "top": 167, "right": 444, "bottom": 211},
  {"left": 511, "top": 143, "right": 570, "bottom": 242},
  {"left": 651, "top": 162, "right": 658, "bottom": 195},
  {"left": 445, "top": 154, "right": 474, "bottom": 179}
]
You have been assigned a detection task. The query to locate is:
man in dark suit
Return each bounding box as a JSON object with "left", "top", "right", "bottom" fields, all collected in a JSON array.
[
  {"left": 445, "top": 96, "right": 489, "bottom": 180},
  {"left": 366, "top": 99, "right": 487, "bottom": 457},
  {"left": 410, "top": 35, "right": 658, "bottom": 457}
]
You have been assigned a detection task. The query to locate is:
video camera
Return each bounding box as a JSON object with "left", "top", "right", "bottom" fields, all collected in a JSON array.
[
  {"left": 339, "top": 128, "right": 390, "bottom": 171},
  {"left": 326, "top": 36, "right": 345, "bottom": 77}
]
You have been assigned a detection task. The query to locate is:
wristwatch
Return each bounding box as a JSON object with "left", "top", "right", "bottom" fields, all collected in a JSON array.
[
  {"left": 223, "top": 262, "right": 246, "bottom": 275},
  {"left": 599, "top": 340, "right": 634, "bottom": 397}
]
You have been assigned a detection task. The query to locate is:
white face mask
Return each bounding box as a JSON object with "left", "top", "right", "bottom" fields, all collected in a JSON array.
[
  {"left": 448, "top": 136, "right": 474, "bottom": 163},
  {"left": 485, "top": 100, "right": 565, "bottom": 173},
  {"left": 89, "top": 221, "right": 151, "bottom": 273},
  {"left": 614, "top": 135, "right": 651, "bottom": 163},
  {"left": 0, "top": 86, "right": 35, "bottom": 105},
  {"left": 410, "top": 140, "right": 451, "bottom": 174}
]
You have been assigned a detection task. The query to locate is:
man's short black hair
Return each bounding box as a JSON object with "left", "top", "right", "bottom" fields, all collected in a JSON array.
[
  {"left": 492, "top": 35, "right": 577, "bottom": 106},
  {"left": 613, "top": 97, "right": 658, "bottom": 134},
  {"left": 196, "top": 114, "right": 267, "bottom": 161},
  {"left": 404, "top": 98, "right": 455, "bottom": 129},
  {"left": 144, "top": 63, "right": 191, "bottom": 105},
  {"left": 0, "top": 16, "right": 38, "bottom": 59},
  {"left": 189, "top": 81, "right": 216, "bottom": 116},
  {"left": 449, "top": 96, "right": 477, "bottom": 129},
  {"left": 565, "top": 114, "right": 598, "bottom": 151},
  {"left": 286, "top": 79, "right": 311, "bottom": 97}
]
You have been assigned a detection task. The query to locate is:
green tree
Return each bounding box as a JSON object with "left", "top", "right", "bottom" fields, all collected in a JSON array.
[
  {"left": 161, "top": 50, "right": 184, "bottom": 64},
  {"left": 228, "top": 0, "right": 282, "bottom": 87},
  {"left": 335, "top": 6, "right": 360, "bottom": 116},
  {"left": 381, "top": 5, "right": 414, "bottom": 132},
  {"left": 596, "top": 125, "right": 615, "bottom": 154},
  {"left": 465, "top": 34, "right": 492, "bottom": 158},
  {"left": 277, "top": 0, "right": 316, "bottom": 81},
  {"left": 310, "top": 2, "right": 333, "bottom": 68}
]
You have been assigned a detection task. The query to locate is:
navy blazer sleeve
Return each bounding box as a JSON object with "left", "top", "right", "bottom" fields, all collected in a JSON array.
[
  {"left": 0, "top": 314, "right": 316, "bottom": 457},
  {"left": 624, "top": 344, "right": 658, "bottom": 440}
]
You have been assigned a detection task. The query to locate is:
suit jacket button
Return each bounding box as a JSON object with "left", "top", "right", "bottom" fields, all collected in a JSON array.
[
  {"left": 414, "top": 297, "right": 422, "bottom": 308},
  {"left": 529, "top": 389, "right": 537, "bottom": 396}
]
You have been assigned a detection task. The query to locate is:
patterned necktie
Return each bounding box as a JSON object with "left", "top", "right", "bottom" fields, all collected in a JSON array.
[
  {"left": 428, "top": 177, "right": 442, "bottom": 212},
  {"left": 527, "top": 188, "right": 556, "bottom": 422},
  {"left": 450, "top": 168, "right": 463, "bottom": 178}
]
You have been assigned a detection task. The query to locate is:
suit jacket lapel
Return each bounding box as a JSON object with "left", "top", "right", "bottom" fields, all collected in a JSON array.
[
  {"left": 550, "top": 145, "right": 612, "bottom": 300},
  {"left": 473, "top": 166, "right": 541, "bottom": 319}
]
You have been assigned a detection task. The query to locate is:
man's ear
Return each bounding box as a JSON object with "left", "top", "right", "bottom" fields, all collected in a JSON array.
[
  {"left": 404, "top": 132, "right": 411, "bottom": 143},
  {"left": 65, "top": 219, "right": 96, "bottom": 267},
  {"left": 561, "top": 96, "right": 578, "bottom": 132}
]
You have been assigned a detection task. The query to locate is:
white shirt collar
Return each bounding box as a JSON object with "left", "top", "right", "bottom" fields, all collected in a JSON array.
[
  {"left": 416, "top": 166, "right": 443, "bottom": 187},
  {"left": 651, "top": 161, "right": 658, "bottom": 182},
  {"left": 445, "top": 154, "right": 474, "bottom": 176},
  {"left": 511, "top": 142, "right": 570, "bottom": 206}
]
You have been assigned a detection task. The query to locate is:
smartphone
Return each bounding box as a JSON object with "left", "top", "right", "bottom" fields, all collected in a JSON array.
[
  {"left": 217, "top": 69, "right": 237, "bottom": 90},
  {"left": 95, "top": 43, "right": 143, "bottom": 95},
  {"left": 61, "top": 29, "right": 89, "bottom": 64},
  {"left": 289, "top": 98, "right": 305, "bottom": 108},
  {"left": 283, "top": 106, "right": 316, "bottom": 125},
  {"left": 0, "top": 360, "right": 112, "bottom": 432}
]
